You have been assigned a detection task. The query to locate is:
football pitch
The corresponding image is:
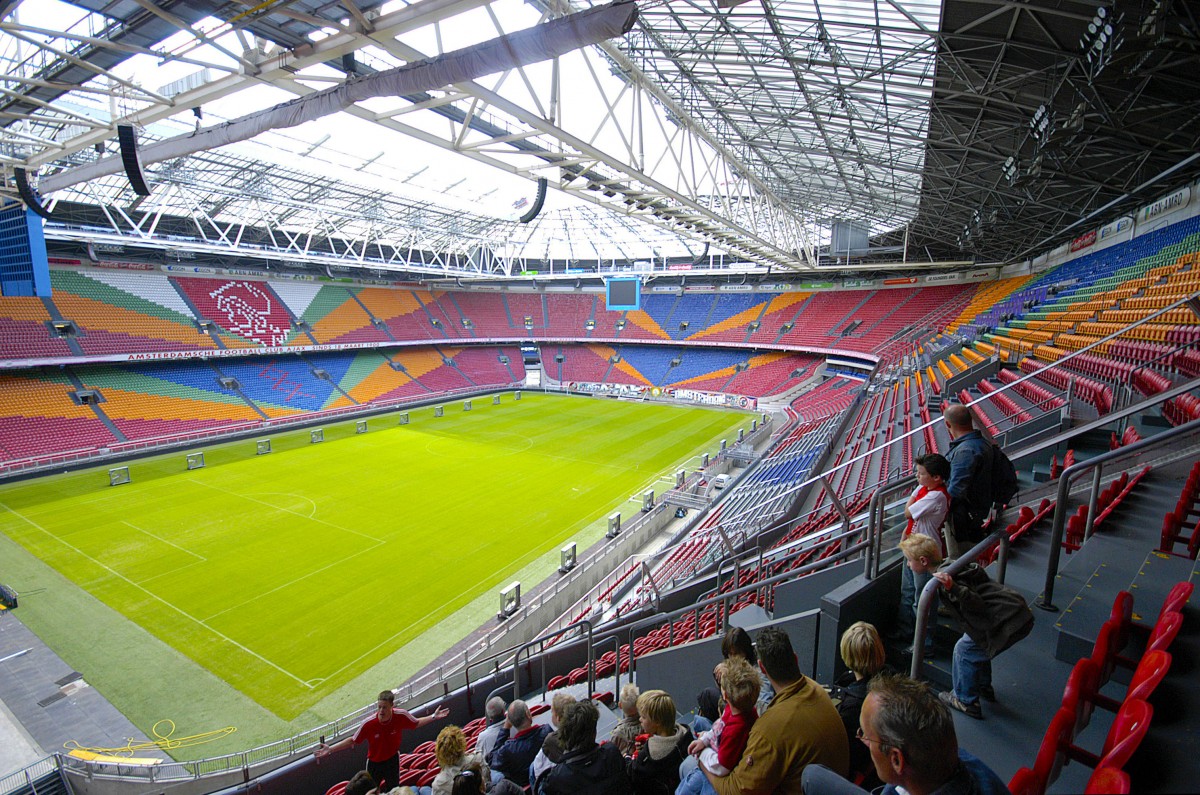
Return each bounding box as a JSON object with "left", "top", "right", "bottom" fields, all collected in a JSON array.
[{"left": 0, "top": 392, "right": 749, "bottom": 751}]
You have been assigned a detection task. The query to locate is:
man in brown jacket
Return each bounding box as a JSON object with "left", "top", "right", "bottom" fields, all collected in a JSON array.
[{"left": 702, "top": 627, "right": 848, "bottom": 794}]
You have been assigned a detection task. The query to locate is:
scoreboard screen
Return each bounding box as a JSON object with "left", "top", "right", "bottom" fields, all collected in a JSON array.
[{"left": 606, "top": 277, "right": 641, "bottom": 311}]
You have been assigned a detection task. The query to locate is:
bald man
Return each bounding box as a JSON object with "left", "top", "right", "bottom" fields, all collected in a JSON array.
[{"left": 941, "top": 404, "right": 993, "bottom": 559}]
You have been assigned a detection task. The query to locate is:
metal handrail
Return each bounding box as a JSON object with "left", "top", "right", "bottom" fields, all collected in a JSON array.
[
  {"left": 1037, "top": 413, "right": 1200, "bottom": 611},
  {"left": 512, "top": 620, "right": 594, "bottom": 702},
  {"left": 624, "top": 534, "right": 869, "bottom": 678}
]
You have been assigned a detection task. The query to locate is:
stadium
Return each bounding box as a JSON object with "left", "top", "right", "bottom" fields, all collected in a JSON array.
[{"left": 0, "top": 0, "right": 1197, "bottom": 793}]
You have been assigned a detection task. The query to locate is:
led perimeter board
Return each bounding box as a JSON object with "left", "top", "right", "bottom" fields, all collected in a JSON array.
[{"left": 606, "top": 277, "right": 641, "bottom": 311}]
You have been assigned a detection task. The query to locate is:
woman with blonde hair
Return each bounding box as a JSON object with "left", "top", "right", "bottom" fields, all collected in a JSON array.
[{"left": 431, "top": 725, "right": 489, "bottom": 795}]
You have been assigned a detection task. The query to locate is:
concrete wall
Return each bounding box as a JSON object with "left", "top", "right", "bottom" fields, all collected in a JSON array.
[{"left": 816, "top": 566, "right": 901, "bottom": 683}]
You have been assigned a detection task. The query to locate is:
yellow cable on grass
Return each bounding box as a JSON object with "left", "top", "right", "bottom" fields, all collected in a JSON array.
[{"left": 65, "top": 720, "right": 237, "bottom": 756}]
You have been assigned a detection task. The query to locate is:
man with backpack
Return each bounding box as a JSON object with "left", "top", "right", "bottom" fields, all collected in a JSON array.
[{"left": 942, "top": 404, "right": 1018, "bottom": 559}]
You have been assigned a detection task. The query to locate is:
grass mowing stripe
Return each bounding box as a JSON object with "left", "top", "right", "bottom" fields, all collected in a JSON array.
[
  {"left": 0, "top": 499, "right": 314, "bottom": 689},
  {"left": 0, "top": 393, "right": 749, "bottom": 735}
]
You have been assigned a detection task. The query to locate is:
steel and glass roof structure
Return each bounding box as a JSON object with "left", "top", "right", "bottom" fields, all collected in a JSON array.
[{"left": 1, "top": 0, "right": 1198, "bottom": 277}]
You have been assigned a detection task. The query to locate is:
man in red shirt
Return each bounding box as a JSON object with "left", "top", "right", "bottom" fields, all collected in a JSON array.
[{"left": 318, "top": 690, "right": 449, "bottom": 789}]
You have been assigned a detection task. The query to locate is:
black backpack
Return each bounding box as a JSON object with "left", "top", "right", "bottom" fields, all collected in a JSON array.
[{"left": 989, "top": 443, "right": 1019, "bottom": 509}]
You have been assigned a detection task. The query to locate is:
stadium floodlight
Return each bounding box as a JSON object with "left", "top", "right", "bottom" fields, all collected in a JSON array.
[
  {"left": 399, "top": 413, "right": 409, "bottom": 425},
  {"left": 356, "top": 420, "right": 367, "bottom": 434},
  {"left": 434, "top": 406, "right": 444, "bottom": 417},
  {"left": 186, "top": 452, "right": 205, "bottom": 470},
  {"left": 1080, "top": 6, "right": 1122, "bottom": 80},
  {"left": 0, "top": 584, "right": 17, "bottom": 611},
  {"left": 256, "top": 439, "right": 272, "bottom": 455},
  {"left": 108, "top": 467, "right": 131, "bottom": 486},
  {"left": 676, "top": 469, "right": 686, "bottom": 487},
  {"left": 498, "top": 582, "right": 521, "bottom": 620},
  {"left": 464, "top": 400, "right": 472, "bottom": 411},
  {"left": 559, "top": 543, "right": 577, "bottom": 573},
  {"left": 642, "top": 490, "right": 654, "bottom": 513},
  {"left": 515, "top": 391, "right": 522, "bottom": 400},
  {"left": 493, "top": 395, "right": 501, "bottom": 405},
  {"left": 310, "top": 429, "right": 324, "bottom": 444},
  {"left": 606, "top": 512, "right": 621, "bottom": 539}
]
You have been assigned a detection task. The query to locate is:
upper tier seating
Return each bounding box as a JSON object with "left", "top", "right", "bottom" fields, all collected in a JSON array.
[
  {"left": 3, "top": 274, "right": 983, "bottom": 367},
  {"left": 0, "top": 346, "right": 523, "bottom": 470}
]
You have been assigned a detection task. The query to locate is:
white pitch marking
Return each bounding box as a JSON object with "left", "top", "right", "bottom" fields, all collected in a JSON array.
[
  {"left": 122, "top": 521, "right": 207, "bottom": 561},
  {"left": 0, "top": 499, "right": 313, "bottom": 689},
  {"left": 188, "top": 479, "right": 382, "bottom": 543}
]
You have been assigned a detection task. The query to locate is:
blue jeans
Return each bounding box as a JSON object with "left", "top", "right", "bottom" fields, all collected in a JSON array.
[
  {"left": 676, "top": 764, "right": 719, "bottom": 795},
  {"left": 899, "top": 564, "right": 935, "bottom": 648},
  {"left": 800, "top": 764, "right": 870, "bottom": 795},
  {"left": 952, "top": 634, "right": 992, "bottom": 706}
]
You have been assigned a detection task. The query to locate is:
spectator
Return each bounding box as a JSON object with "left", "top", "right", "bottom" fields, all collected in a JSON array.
[
  {"left": 451, "top": 768, "right": 485, "bottom": 795},
  {"left": 895, "top": 534, "right": 944, "bottom": 654},
  {"left": 694, "top": 627, "right": 774, "bottom": 733},
  {"left": 431, "top": 725, "right": 488, "bottom": 795},
  {"left": 703, "top": 627, "right": 847, "bottom": 794},
  {"left": 345, "top": 769, "right": 420, "bottom": 795},
  {"left": 540, "top": 700, "right": 632, "bottom": 795},
  {"left": 833, "top": 622, "right": 889, "bottom": 790},
  {"left": 801, "top": 674, "right": 1007, "bottom": 795},
  {"left": 488, "top": 699, "right": 552, "bottom": 788},
  {"left": 933, "top": 565, "right": 1032, "bottom": 720},
  {"left": 943, "top": 404, "right": 993, "bottom": 558},
  {"left": 610, "top": 683, "right": 641, "bottom": 756},
  {"left": 720, "top": 626, "right": 775, "bottom": 713},
  {"left": 318, "top": 691, "right": 449, "bottom": 792},
  {"left": 902, "top": 454, "right": 951, "bottom": 542},
  {"left": 450, "top": 760, "right": 521, "bottom": 795},
  {"left": 530, "top": 692, "right": 576, "bottom": 792},
  {"left": 678, "top": 656, "right": 759, "bottom": 795},
  {"left": 346, "top": 771, "right": 378, "bottom": 795},
  {"left": 628, "top": 689, "right": 692, "bottom": 795},
  {"left": 474, "top": 697, "right": 508, "bottom": 762}
]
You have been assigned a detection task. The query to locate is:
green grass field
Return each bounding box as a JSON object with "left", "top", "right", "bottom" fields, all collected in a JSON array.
[{"left": 0, "top": 393, "right": 748, "bottom": 753}]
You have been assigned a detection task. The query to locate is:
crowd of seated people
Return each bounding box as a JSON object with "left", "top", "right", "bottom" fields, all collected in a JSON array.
[{"left": 326, "top": 624, "right": 1013, "bottom": 795}]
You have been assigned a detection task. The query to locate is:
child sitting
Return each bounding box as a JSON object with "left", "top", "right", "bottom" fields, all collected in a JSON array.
[
  {"left": 609, "top": 683, "right": 641, "bottom": 756},
  {"left": 675, "top": 656, "right": 759, "bottom": 795},
  {"left": 628, "top": 689, "right": 692, "bottom": 795}
]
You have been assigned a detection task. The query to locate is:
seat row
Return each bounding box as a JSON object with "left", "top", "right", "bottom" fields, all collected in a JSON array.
[
  {"left": 1009, "top": 583, "right": 1193, "bottom": 795},
  {"left": 1158, "top": 460, "right": 1200, "bottom": 559},
  {"left": 1063, "top": 466, "right": 1151, "bottom": 553}
]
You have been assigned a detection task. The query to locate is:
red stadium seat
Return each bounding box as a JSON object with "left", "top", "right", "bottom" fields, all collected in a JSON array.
[
  {"left": 1008, "top": 767, "right": 1040, "bottom": 795},
  {"left": 1084, "top": 767, "right": 1131, "bottom": 795},
  {"left": 1068, "top": 699, "right": 1153, "bottom": 770},
  {"left": 1031, "top": 707, "right": 1075, "bottom": 791},
  {"left": 1060, "top": 657, "right": 1100, "bottom": 733}
]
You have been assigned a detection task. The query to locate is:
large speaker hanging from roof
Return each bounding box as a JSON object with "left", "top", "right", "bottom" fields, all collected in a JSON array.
[
  {"left": 13, "top": 168, "right": 53, "bottom": 220},
  {"left": 117, "top": 125, "right": 152, "bottom": 196},
  {"left": 519, "top": 177, "right": 548, "bottom": 224}
]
